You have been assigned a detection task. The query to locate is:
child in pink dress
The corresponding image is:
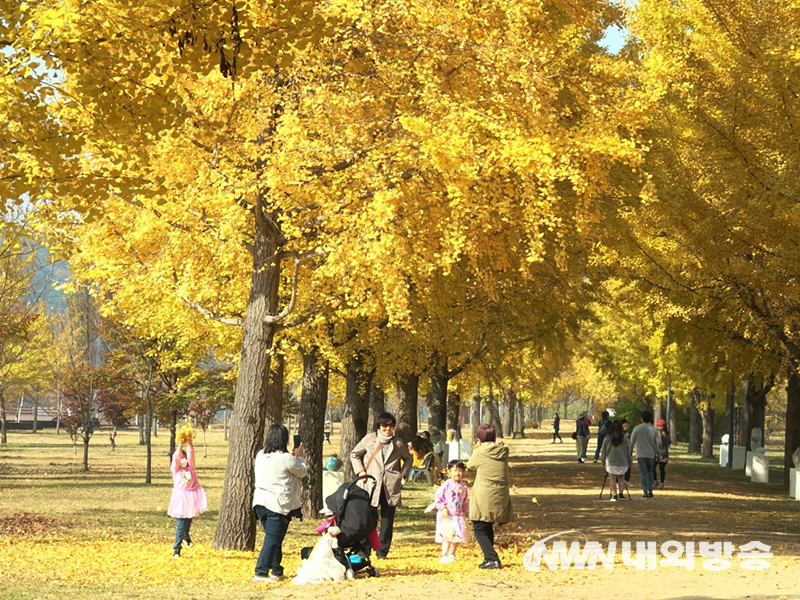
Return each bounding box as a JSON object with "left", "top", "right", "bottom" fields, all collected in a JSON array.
[
  {"left": 434, "top": 460, "right": 469, "bottom": 563},
  {"left": 168, "top": 437, "right": 208, "bottom": 558}
]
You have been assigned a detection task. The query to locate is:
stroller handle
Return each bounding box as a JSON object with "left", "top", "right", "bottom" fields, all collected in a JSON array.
[{"left": 343, "top": 474, "right": 377, "bottom": 503}]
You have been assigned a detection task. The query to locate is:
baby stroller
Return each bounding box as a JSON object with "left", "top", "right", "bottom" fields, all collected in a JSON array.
[{"left": 302, "top": 475, "right": 380, "bottom": 578}]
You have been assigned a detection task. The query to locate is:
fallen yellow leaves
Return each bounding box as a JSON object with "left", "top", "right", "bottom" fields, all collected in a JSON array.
[{"left": 0, "top": 532, "right": 529, "bottom": 589}]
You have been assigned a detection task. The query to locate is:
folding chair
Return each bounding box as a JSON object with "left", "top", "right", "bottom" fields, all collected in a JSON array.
[{"left": 409, "top": 452, "right": 435, "bottom": 485}]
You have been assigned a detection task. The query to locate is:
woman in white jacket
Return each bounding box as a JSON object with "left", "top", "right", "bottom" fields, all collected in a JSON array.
[{"left": 252, "top": 424, "right": 307, "bottom": 582}]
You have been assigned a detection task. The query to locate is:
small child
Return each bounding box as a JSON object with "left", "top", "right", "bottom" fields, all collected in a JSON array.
[
  {"left": 168, "top": 424, "right": 208, "bottom": 558},
  {"left": 654, "top": 419, "right": 671, "bottom": 488},
  {"left": 433, "top": 460, "right": 469, "bottom": 563}
]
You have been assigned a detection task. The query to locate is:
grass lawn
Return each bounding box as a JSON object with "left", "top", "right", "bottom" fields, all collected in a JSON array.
[{"left": 1, "top": 426, "right": 799, "bottom": 600}]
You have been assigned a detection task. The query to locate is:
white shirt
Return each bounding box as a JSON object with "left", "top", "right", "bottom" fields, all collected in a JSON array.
[{"left": 252, "top": 450, "right": 307, "bottom": 514}]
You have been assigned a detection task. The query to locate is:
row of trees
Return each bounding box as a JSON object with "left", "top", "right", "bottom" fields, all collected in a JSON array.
[{"left": 3, "top": 0, "right": 799, "bottom": 552}]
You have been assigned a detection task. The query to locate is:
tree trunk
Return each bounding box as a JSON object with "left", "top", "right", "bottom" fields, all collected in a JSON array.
[
  {"left": 700, "top": 406, "right": 714, "bottom": 459},
  {"left": 299, "top": 347, "right": 329, "bottom": 519},
  {"left": 446, "top": 391, "right": 461, "bottom": 440},
  {"left": 784, "top": 368, "right": 800, "bottom": 490},
  {"left": 688, "top": 389, "right": 701, "bottom": 453},
  {"left": 138, "top": 415, "right": 145, "bottom": 445},
  {"left": 169, "top": 409, "right": 178, "bottom": 459},
  {"left": 15, "top": 395, "right": 23, "bottom": 423},
  {"left": 487, "top": 384, "right": 503, "bottom": 438},
  {"left": 429, "top": 352, "right": 448, "bottom": 433},
  {"left": 264, "top": 352, "right": 285, "bottom": 434},
  {"left": 145, "top": 364, "right": 154, "bottom": 484},
  {"left": 368, "top": 380, "right": 385, "bottom": 435},
  {"left": 514, "top": 397, "right": 525, "bottom": 438},
  {"left": 83, "top": 434, "right": 90, "bottom": 472},
  {"left": 470, "top": 381, "right": 480, "bottom": 442},
  {"left": 32, "top": 399, "right": 38, "bottom": 434},
  {"left": 338, "top": 352, "right": 373, "bottom": 481},
  {"left": 743, "top": 374, "right": 772, "bottom": 452},
  {"left": 212, "top": 221, "right": 280, "bottom": 552},
  {"left": 502, "top": 389, "right": 515, "bottom": 438},
  {"left": 1, "top": 391, "right": 7, "bottom": 445},
  {"left": 223, "top": 409, "right": 228, "bottom": 442},
  {"left": 668, "top": 397, "right": 677, "bottom": 444},
  {"left": 395, "top": 373, "right": 419, "bottom": 451}
]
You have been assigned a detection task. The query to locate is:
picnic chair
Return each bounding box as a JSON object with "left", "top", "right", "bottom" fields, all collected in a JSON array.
[
  {"left": 599, "top": 471, "right": 631, "bottom": 501},
  {"left": 409, "top": 452, "right": 437, "bottom": 485}
]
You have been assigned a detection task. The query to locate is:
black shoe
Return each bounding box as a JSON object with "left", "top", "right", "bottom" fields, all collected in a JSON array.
[
  {"left": 478, "top": 559, "right": 502, "bottom": 570},
  {"left": 183, "top": 539, "right": 193, "bottom": 548},
  {"left": 648, "top": 491, "right": 654, "bottom": 498}
]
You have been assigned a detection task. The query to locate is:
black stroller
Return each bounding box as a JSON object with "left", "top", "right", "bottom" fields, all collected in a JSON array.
[{"left": 302, "top": 475, "right": 380, "bottom": 578}]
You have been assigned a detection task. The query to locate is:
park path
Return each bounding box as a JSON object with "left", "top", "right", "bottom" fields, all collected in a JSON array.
[{"left": 276, "top": 430, "right": 800, "bottom": 600}]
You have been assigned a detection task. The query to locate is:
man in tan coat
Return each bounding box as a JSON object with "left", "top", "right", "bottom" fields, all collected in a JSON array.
[
  {"left": 467, "top": 423, "right": 512, "bottom": 570},
  {"left": 351, "top": 412, "right": 413, "bottom": 559}
]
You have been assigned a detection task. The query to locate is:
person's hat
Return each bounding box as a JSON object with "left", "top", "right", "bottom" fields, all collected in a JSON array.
[
  {"left": 656, "top": 419, "right": 666, "bottom": 427},
  {"left": 578, "top": 411, "right": 588, "bottom": 419}
]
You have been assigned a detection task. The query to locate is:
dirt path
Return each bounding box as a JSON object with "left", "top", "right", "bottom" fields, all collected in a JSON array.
[{"left": 279, "top": 432, "right": 800, "bottom": 600}]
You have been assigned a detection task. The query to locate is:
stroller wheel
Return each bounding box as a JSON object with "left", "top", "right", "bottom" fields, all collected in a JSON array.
[{"left": 366, "top": 565, "right": 379, "bottom": 577}]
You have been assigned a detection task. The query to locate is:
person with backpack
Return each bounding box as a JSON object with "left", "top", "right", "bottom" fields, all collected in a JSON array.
[
  {"left": 593, "top": 410, "right": 612, "bottom": 463},
  {"left": 351, "top": 412, "right": 413, "bottom": 559}
]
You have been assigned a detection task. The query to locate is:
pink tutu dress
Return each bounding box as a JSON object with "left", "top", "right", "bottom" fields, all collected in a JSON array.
[
  {"left": 434, "top": 479, "right": 469, "bottom": 543},
  {"left": 167, "top": 447, "right": 208, "bottom": 518}
]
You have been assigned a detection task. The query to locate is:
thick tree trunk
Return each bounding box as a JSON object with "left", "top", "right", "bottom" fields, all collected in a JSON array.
[
  {"left": 700, "top": 406, "right": 714, "bottom": 459},
  {"left": 514, "top": 397, "right": 525, "bottom": 438},
  {"left": 368, "top": 380, "right": 385, "bottom": 434},
  {"left": 502, "top": 389, "right": 515, "bottom": 438},
  {"left": 396, "top": 373, "right": 419, "bottom": 451},
  {"left": 32, "top": 400, "right": 38, "bottom": 434},
  {"left": 264, "top": 352, "right": 285, "bottom": 434},
  {"left": 689, "top": 389, "right": 701, "bottom": 453},
  {"left": 212, "top": 222, "right": 280, "bottom": 552},
  {"left": 138, "top": 415, "right": 145, "bottom": 445},
  {"left": 339, "top": 352, "right": 373, "bottom": 481},
  {"left": 487, "top": 385, "right": 503, "bottom": 438},
  {"left": 447, "top": 391, "right": 461, "bottom": 440},
  {"left": 299, "top": 347, "right": 329, "bottom": 519},
  {"left": 743, "top": 375, "right": 772, "bottom": 452},
  {"left": 429, "top": 353, "right": 448, "bottom": 433},
  {"left": 784, "top": 368, "right": 800, "bottom": 490},
  {"left": 470, "top": 381, "right": 480, "bottom": 442}
]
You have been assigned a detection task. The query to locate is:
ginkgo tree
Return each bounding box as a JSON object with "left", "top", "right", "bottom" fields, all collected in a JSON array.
[{"left": 6, "top": 0, "right": 650, "bottom": 550}]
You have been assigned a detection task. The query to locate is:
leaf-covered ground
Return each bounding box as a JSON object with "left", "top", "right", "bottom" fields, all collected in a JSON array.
[{"left": 1, "top": 428, "right": 799, "bottom": 600}]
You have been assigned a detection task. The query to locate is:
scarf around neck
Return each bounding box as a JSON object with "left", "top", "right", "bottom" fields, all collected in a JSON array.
[{"left": 377, "top": 433, "right": 394, "bottom": 444}]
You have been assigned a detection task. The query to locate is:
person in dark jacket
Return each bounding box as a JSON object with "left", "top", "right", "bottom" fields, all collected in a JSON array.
[
  {"left": 552, "top": 413, "right": 563, "bottom": 443},
  {"left": 653, "top": 418, "right": 671, "bottom": 488},
  {"left": 593, "top": 410, "right": 612, "bottom": 463},
  {"left": 575, "top": 412, "right": 590, "bottom": 463}
]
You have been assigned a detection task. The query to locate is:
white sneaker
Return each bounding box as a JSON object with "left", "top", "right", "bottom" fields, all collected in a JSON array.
[{"left": 440, "top": 555, "right": 455, "bottom": 563}]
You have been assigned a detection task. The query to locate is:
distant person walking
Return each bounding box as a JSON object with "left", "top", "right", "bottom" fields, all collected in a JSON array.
[
  {"left": 654, "top": 419, "right": 671, "bottom": 488},
  {"left": 630, "top": 411, "right": 660, "bottom": 498},
  {"left": 574, "top": 411, "right": 590, "bottom": 463},
  {"left": 593, "top": 410, "right": 611, "bottom": 463},
  {"left": 552, "top": 413, "right": 563, "bottom": 443}
]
